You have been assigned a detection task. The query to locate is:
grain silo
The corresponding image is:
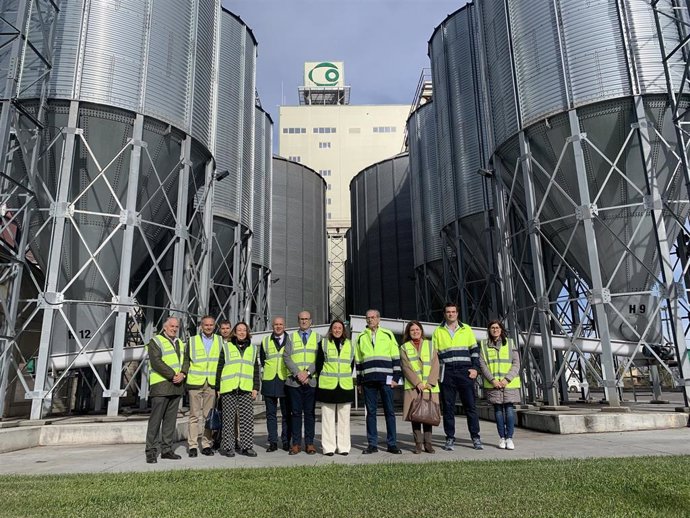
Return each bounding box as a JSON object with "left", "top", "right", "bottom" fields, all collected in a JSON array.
[
  {"left": 270, "top": 157, "right": 328, "bottom": 324},
  {"left": 475, "top": 0, "right": 690, "bottom": 404},
  {"left": 407, "top": 102, "right": 445, "bottom": 321},
  {"left": 348, "top": 153, "right": 416, "bottom": 320},
  {"left": 429, "top": 3, "right": 498, "bottom": 324},
  {"left": 0, "top": 1, "right": 259, "bottom": 417}
]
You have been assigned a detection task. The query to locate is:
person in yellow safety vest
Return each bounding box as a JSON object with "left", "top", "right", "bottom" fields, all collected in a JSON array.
[
  {"left": 182, "top": 315, "right": 221, "bottom": 458},
  {"left": 432, "top": 302, "right": 483, "bottom": 451},
  {"left": 355, "top": 309, "right": 403, "bottom": 455},
  {"left": 478, "top": 319, "right": 521, "bottom": 450},
  {"left": 315, "top": 320, "right": 355, "bottom": 456},
  {"left": 144, "top": 316, "right": 186, "bottom": 464},
  {"left": 215, "top": 321, "right": 260, "bottom": 458},
  {"left": 260, "top": 316, "right": 292, "bottom": 452},
  {"left": 283, "top": 310, "right": 320, "bottom": 455},
  {"left": 400, "top": 320, "right": 440, "bottom": 454}
]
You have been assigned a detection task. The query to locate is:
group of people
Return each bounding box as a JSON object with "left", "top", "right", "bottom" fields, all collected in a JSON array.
[{"left": 144, "top": 303, "right": 521, "bottom": 463}]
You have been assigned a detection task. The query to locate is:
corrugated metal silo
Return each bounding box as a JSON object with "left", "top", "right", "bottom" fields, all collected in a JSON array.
[
  {"left": 209, "top": 8, "right": 257, "bottom": 325},
  {"left": 249, "top": 105, "right": 273, "bottom": 331},
  {"left": 270, "top": 157, "right": 328, "bottom": 324},
  {"left": 9, "top": 0, "right": 216, "bottom": 357},
  {"left": 429, "top": 3, "right": 496, "bottom": 323},
  {"left": 477, "top": 0, "right": 690, "bottom": 345},
  {"left": 349, "top": 153, "right": 416, "bottom": 320},
  {"left": 408, "top": 102, "right": 445, "bottom": 321}
]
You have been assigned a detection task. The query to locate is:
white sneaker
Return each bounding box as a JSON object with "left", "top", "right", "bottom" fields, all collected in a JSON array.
[
  {"left": 498, "top": 438, "right": 506, "bottom": 449},
  {"left": 506, "top": 438, "right": 515, "bottom": 450}
]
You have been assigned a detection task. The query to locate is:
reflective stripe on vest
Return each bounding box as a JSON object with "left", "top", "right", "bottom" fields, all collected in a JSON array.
[
  {"left": 219, "top": 341, "right": 257, "bottom": 393},
  {"left": 433, "top": 324, "right": 478, "bottom": 365},
  {"left": 186, "top": 334, "right": 221, "bottom": 386},
  {"left": 318, "top": 339, "right": 354, "bottom": 390},
  {"left": 356, "top": 328, "right": 397, "bottom": 377},
  {"left": 262, "top": 335, "right": 288, "bottom": 381},
  {"left": 289, "top": 331, "right": 319, "bottom": 374},
  {"left": 147, "top": 335, "right": 184, "bottom": 387},
  {"left": 480, "top": 339, "right": 521, "bottom": 389},
  {"left": 402, "top": 340, "right": 440, "bottom": 393}
]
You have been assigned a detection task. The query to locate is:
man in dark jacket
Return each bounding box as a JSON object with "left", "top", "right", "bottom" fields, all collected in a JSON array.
[
  {"left": 144, "top": 316, "right": 186, "bottom": 463},
  {"left": 260, "top": 316, "right": 292, "bottom": 451}
]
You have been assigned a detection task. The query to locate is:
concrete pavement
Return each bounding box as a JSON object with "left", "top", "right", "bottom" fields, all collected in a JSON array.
[{"left": 0, "top": 412, "right": 688, "bottom": 475}]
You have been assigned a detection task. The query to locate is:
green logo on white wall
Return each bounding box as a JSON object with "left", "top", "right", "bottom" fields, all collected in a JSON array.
[{"left": 308, "top": 62, "right": 340, "bottom": 86}]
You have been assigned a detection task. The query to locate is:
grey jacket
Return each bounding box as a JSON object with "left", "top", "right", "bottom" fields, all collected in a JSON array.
[
  {"left": 283, "top": 329, "right": 320, "bottom": 388},
  {"left": 478, "top": 338, "right": 521, "bottom": 405}
]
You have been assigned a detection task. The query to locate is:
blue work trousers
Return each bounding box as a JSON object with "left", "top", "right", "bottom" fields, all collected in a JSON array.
[
  {"left": 286, "top": 384, "right": 316, "bottom": 446},
  {"left": 440, "top": 367, "right": 480, "bottom": 440},
  {"left": 363, "top": 382, "right": 397, "bottom": 449},
  {"left": 265, "top": 395, "right": 292, "bottom": 446}
]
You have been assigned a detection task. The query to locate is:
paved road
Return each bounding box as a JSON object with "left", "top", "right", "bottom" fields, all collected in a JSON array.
[{"left": 0, "top": 413, "right": 688, "bottom": 475}]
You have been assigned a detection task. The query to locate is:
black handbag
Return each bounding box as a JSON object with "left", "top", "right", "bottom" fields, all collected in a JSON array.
[
  {"left": 205, "top": 404, "right": 222, "bottom": 431},
  {"left": 408, "top": 390, "right": 441, "bottom": 426}
]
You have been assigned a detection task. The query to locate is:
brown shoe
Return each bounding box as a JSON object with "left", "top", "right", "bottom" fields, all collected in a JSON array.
[
  {"left": 306, "top": 444, "right": 317, "bottom": 455},
  {"left": 289, "top": 444, "right": 301, "bottom": 455}
]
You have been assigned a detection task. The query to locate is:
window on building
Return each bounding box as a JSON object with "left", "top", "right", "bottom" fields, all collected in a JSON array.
[
  {"left": 313, "top": 127, "right": 337, "bottom": 134},
  {"left": 373, "top": 126, "right": 397, "bottom": 133},
  {"left": 327, "top": 183, "right": 332, "bottom": 190},
  {"left": 319, "top": 142, "right": 331, "bottom": 149},
  {"left": 327, "top": 212, "right": 332, "bottom": 219},
  {"left": 288, "top": 156, "right": 301, "bottom": 163},
  {"left": 327, "top": 198, "right": 332, "bottom": 205},
  {"left": 319, "top": 169, "right": 331, "bottom": 177},
  {"left": 283, "top": 127, "right": 306, "bottom": 134}
]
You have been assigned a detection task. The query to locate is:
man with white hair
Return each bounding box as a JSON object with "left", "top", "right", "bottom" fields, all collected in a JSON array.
[{"left": 144, "top": 316, "right": 186, "bottom": 463}]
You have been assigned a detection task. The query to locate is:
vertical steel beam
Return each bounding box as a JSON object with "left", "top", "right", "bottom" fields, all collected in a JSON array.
[
  {"left": 199, "top": 160, "right": 215, "bottom": 315},
  {"left": 171, "top": 135, "right": 192, "bottom": 321},
  {"left": 519, "top": 131, "right": 558, "bottom": 405},
  {"left": 568, "top": 109, "right": 619, "bottom": 406},
  {"left": 30, "top": 100, "right": 80, "bottom": 420},
  {"left": 106, "top": 114, "right": 144, "bottom": 416}
]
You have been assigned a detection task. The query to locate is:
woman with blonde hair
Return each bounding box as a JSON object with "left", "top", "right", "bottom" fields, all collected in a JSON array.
[{"left": 400, "top": 320, "right": 440, "bottom": 453}]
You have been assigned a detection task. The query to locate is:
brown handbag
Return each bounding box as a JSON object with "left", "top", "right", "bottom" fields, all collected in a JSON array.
[{"left": 408, "top": 389, "right": 441, "bottom": 426}]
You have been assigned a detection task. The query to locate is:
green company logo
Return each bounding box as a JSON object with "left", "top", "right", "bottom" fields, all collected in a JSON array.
[{"left": 308, "top": 62, "right": 340, "bottom": 86}]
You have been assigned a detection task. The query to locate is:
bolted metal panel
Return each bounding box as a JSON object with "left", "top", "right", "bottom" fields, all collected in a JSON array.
[
  {"left": 560, "top": 0, "right": 631, "bottom": 105},
  {"left": 252, "top": 106, "right": 272, "bottom": 269},
  {"left": 626, "top": 0, "right": 685, "bottom": 93},
  {"left": 241, "top": 38, "right": 257, "bottom": 228},
  {"left": 143, "top": 0, "right": 195, "bottom": 131},
  {"left": 214, "top": 10, "right": 254, "bottom": 223},
  {"left": 77, "top": 1, "right": 149, "bottom": 114},
  {"left": 477, "top": 0, "right": 519, "bottom": 149},
  {"left": 430, "top": 24, "right": 455, "bottom": 229},
  {"left": 431, "top": 4, "right": 487, "bottom": 223},
  {"left": 270, "top": 157, "right": 327, "bottom": 324},
  {"left": 263, "top": 114, "right": 273, "bottom": 272},
  {"left": 349, "top": 153, "right": 416, "bottom": 320},
  {"left": 508, "top": 0, "right": 568, "bottom": 127},
  {"left": 408, "top": 102, "right": 442, "bottom": 267},
  {"left": 191, "top": 0, "right": 218, "bottom": 150}
]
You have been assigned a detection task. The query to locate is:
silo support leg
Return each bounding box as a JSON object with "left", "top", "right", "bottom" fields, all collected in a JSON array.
[
  {"left": 30, "top": 101, "right": 80, "bottom": 420},
  {"left": 106, "top": 114, "right": 144, "bottom": 417},
  {"left": 568, "top": 110, "right": 620, "bottom": 407}
]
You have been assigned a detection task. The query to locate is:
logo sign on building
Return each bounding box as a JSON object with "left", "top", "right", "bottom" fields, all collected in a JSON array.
[{"left": 304, "top": 61, "right": 344, "bottom": 87}]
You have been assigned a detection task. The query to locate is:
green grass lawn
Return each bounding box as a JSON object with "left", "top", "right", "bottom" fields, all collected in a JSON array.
[{"left": 0, "top": 456, "right": 688, "bottom": 517}]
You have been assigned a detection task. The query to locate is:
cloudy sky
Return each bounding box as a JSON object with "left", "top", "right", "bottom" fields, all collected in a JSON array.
[{"left": 223, "top": 0, "right": 468, "bottom": 118}]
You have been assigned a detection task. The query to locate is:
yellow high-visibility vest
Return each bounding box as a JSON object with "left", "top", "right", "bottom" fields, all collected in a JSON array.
[{"left": 318, "top": 339, "right": 353, "bottom": 390}]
